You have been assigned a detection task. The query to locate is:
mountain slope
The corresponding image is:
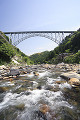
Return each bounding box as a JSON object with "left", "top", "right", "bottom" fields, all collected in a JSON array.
[
  {"left": 29, "top": 51, "right": 50, "bottom": 64},
  {"left": 29, "top": 29, "right": 80, "bottom": 64},
  {"left": 0, "top": 31, "right": 33, "bottom": 65}
]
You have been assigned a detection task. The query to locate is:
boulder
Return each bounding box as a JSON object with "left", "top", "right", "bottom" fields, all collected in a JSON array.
[
  {"left": 60, "top": 72, "right": 80, "bottom": 80},
  {"left": 68, "top": 78, "right": 80, "bottom": 86}
]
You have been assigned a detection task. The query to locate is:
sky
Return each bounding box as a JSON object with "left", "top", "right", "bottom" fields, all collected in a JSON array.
[{"left": 0, "top": 0, "right": 80, "bottom": 55}]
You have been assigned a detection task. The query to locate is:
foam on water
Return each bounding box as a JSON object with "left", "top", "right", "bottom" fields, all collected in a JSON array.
[
  {"left": 16, "top": 89, "right": 73, "bottom": 120},
  {"left": 0, "top": 89, "right": 45, "bottom": 110},
  {"left": 59, "top": 82, "right": 71, "bottom": 89},
  {"left": 0, "top": 82, "right": 14, "bottom": 87},
  {"left": 27, "top": 73, "right": 34, "bottom": 78},
  {"left": 38, "top": 71, "right": 51, "bottom": 78}
]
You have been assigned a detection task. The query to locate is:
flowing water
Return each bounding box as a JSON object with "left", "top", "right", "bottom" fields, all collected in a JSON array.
[{"left": 0, "top": 66, "right": 80, "bottom": 120}]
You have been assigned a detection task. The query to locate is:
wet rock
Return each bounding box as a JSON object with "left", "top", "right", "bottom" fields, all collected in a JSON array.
[
  {"left": 45, "top": 85, "right": 53, "bottom": 90},
  {"left": 0, "top": 77, "right": 3, "bottom": 80},
  {"left": 55, "top": 80, "right": 66, "bottom": 84},
  {"left": 26, "top": 70, "right": 31, "bottom": 74},
  {"left": 69, "top": 78, "right": 79, "bottom": 84},
  {"left": 77, "top": 69, "right": 80, "bottom": 74},
  {"left": 37, "top": 85, "right": 42, "bottom": 90},
  {"left": 10, "top": 69, "right": 20, "bottom": 76},
  {"left": 15, "top": 103, "right": 25, "bottom": 111},
  {"left": 0, "top": 106, "right": 18, "bottom": 120},
  {"left": 34, "top": 111, "right": 47, "bottom": 120},
  {"left": 60, "top": 107, "right": 78, "bottom": 120},
  {"left": 19, "top": 66, "right": 23, "bottom": 69},
  {"left": 0, "top": 87, "right": 8, "bottom": 93},
  {"left": 39, "top": 104, "right": 50, "bottom": 114},
  {"left": 60, "top": 72, "right": 80, "bottom": 80},
  {"left": 33, "top": 71, "right": 39, "bottom": 76},
  {"left": 3, "top": 77, "right": 9, "bottom": 80},
  {"left": 9, "top": 78, "right": 13, "bottom": 82},
  {"left": 21, "top": 71, "right": 27, "bottom": 74},
  {"left": 68, "top": 78, "right": 80, "bottom": 87}
]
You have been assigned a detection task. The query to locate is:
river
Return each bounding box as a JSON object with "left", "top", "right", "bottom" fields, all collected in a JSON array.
[{"left": 0, "top": 65, "right": 80, "bottom": 120}]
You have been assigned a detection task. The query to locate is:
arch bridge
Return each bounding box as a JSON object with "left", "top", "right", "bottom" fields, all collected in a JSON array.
[{"left": 3, "top": 31, "right": 75, "bottom": 46}]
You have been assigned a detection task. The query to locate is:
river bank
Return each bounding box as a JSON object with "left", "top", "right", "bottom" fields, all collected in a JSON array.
[{"left": 0, "top": 63, "right": 80, "bottom": 120}]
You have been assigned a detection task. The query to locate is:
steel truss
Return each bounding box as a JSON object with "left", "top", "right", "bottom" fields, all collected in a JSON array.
[{"left": 4, "top": 31, "right": 75, "bottom": 46}]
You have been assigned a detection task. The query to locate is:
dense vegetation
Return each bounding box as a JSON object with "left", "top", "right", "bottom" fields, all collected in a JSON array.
[
  {"left": 0, "top": 31, "right": 33, "bottom": 65},
  {"left": 29, "top": 51, "right": 50, "bottom": 64},
  {"left": 30, "top": 29, "right": 80, "bottom": 64}
]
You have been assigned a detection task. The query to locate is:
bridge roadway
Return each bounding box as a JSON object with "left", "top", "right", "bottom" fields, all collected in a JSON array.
[{"left": 4, "top": 31, "right": 75, "bottom": 34}]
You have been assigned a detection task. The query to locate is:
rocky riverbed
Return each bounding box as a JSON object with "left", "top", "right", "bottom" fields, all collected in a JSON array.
[{"left": 0, "top": 63, "right": 80, "bottom": 120}]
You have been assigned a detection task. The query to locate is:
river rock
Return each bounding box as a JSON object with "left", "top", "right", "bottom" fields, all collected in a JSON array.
[
  {"left": 77, "top": 69, "right": 80, "bottom": 74},
  {"left": 39, "top": 104, "right": 50, "bottom": 114},
  {"left": 33, "top": 71, "right": 39, "bottom": 76},
  {"left": 0, "top": 87, "right": 8, "bottom": 93},
  {"left": 45, "top": 85, "right": 53, "bottom": 90},
  {"left": 55, "top": 80, "right": 66, "bottom": 84},
  {"left": 10, "top": 69, "right": 20, "bottom": 76},
  {"left": 60, "top": 72, "right": 80, "bottom": 80},
  {"left": 0, "top": 65, "right": 6, "bottom": 70},
  {"left": 15, "top": 103, "right": 25, "bottom": 111},
  {"left": 68, "top": 78, "right": 80, "bottom": 86}
]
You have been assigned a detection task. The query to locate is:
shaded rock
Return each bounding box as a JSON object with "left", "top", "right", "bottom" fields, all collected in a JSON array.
[
  {"left": 37, "top": 85, "right": 42, "bottom": 90},
  {"left": 19, "top": 66, "right": 23, "bottom": 69},
  {"left": 26, "top": 70, "right": 31, "bottom": 74},
  {"left": 45, "top": 85, "right": 53, "bottom": 90},
  {"left": 77, "top": 69, "right": 80, "bottom": 74}
]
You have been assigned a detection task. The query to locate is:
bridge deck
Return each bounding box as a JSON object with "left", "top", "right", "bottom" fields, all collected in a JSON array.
[{"left": 4, "top": 31, "right": 75, "bottom": 34}]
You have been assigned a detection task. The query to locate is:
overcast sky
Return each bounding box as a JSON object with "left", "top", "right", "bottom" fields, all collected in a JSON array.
[{"left": 0, "top": 0, "right": 80, "bottom": 55}]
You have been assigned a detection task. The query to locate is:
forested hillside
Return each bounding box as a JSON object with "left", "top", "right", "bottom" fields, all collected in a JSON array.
[
  {"left": 30, "top": 29, "right": 80, "bottom": 64},
  {"left": 0, "top": 31, "right": 33, "bottom": 65},
  {"left": 29, "top": 51, "right": 50, "bottom": 64}
]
